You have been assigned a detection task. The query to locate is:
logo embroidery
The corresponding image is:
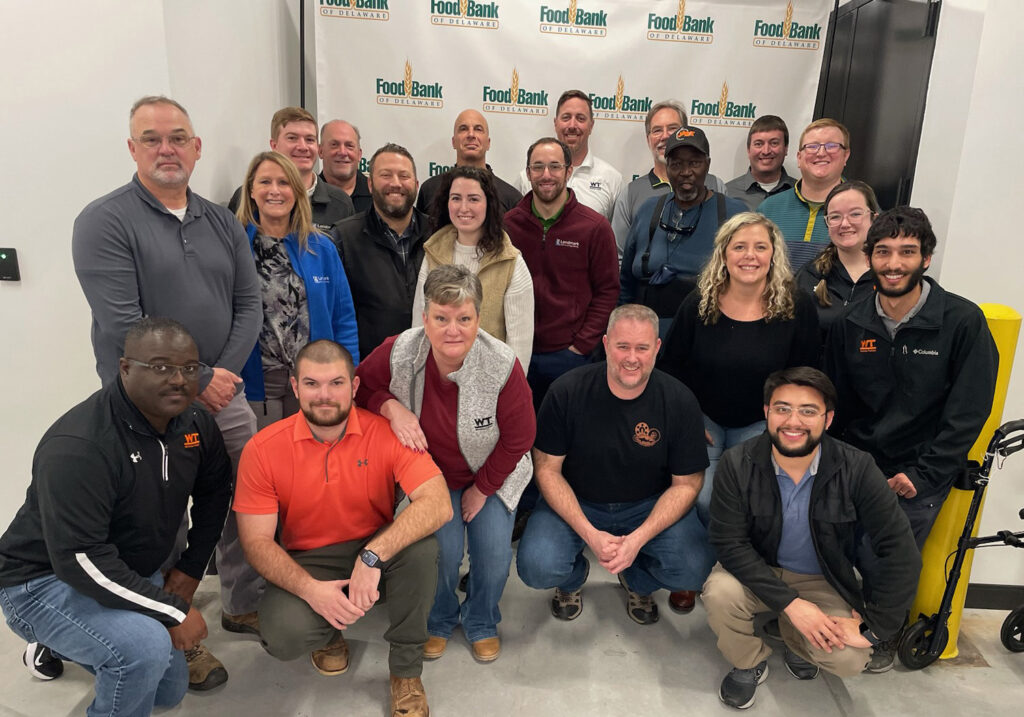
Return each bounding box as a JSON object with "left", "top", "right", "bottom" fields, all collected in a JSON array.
[
  {"left": 912, "top": 349, "right": 939, "bottom": 356},
  {"left": 130, "top": 452, "right": 142, "bottom": 463},
  {"left": 184, "top": 432, "right": 200, "bottom": 448},
  {"left": 473, "top": 416, "right": 494, "bottom": 430},
  {"left": 633, "top": 422, "right": 661, "bottom": 447},
  {"left": 859, "top": 339, "right": 877, "bottom": 353},
  {"left": 357, "top": 459, "right": 369, "bottom": 467},
  {"left": 554, "top": 238, "right": 580, "bottom": 249}
]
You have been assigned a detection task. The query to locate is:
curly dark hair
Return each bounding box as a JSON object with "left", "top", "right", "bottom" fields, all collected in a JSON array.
[{"left": 429, "top": 165, "right": 505, "bottom": 256}]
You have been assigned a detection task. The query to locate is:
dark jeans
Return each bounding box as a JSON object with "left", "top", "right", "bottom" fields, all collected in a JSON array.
[{"left": 259, "top": 536, "right": 438, "bottom": 677}]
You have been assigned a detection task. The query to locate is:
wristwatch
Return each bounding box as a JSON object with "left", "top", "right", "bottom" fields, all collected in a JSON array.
[
  {"left": 359, "top": 548, "right": 383, "bottom": 570},
  {"left": 859, "top": 622, "right": 880, "bottom": 646}
]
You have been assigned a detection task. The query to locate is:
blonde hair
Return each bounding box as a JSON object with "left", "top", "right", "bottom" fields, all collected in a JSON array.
[
  {"left": 236, "top": 152, "right": 314, "bottom": 251},
  {"left": 696, "top": 212, "right": 795, "bottom": 324}
]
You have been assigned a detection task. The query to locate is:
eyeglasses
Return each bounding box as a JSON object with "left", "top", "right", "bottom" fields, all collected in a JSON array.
[
  {"left": 659, "top": 198, "right": 705, "bottom": 237},
  {"left": 125, "top": 358, "right": 203, "bottom": 379},
  {"left": 799, "top": 142, "right": 846, "bottom": 154},
  {"left": 824, "top": 210, "right": 873, "bottom": 227},
  {"left": 132, "top": 133, "right": 195, "bottom": 150},
  {"left": 527, "top": 162, "right": 567, "bottom": 175},
  {"left": 769, "top": 404, "right": 825, "bottom": 419}
]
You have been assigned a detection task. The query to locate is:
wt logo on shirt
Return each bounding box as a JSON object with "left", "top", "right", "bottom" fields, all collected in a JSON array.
[{"left": 474, "top": 416, "right": 494, "bottom": 430}]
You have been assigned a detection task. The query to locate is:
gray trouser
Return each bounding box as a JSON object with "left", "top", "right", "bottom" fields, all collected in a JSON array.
[
  {"left": 213, "top": 391, "right": 262, "bottom": 615},
  {"left": 248, "top": 367, "right": 300, "bottom": 432},
  {"left": 259, "top": 536, "right": 438, "bottom": 677}
]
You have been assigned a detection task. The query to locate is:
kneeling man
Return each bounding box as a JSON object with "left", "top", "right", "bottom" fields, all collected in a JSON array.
[
  {"left": 234, "top": 339, "right": 450, "bottom": 717},
  {"left": 517, "top": 304, "right": 714, "bottom": 625},
  {"left": 703, "top": 368, "right": 920, "bottom": 709}
]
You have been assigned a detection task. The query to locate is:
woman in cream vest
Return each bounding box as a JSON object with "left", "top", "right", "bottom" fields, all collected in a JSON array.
[{"left": 412, "top": 166, "right": 534, "bottom": 370}]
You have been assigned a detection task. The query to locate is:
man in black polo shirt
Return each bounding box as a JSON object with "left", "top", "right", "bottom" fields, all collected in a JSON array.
[{"left": 319, "top": 119, "right": 372, "bottom": 214}]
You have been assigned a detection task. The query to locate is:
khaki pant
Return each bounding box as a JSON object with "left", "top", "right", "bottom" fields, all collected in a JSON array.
[{"left": 702, "top": 563, "right": 870, "bottom": 678}]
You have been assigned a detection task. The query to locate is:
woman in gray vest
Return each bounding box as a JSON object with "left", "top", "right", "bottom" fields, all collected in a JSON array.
[{"left": 354, "top": 265, "right": 536, "bottom": 663}]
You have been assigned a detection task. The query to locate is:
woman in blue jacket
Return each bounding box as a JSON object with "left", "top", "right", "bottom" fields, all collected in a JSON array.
[{"left": 236, "top": 151, "right": 359, "bottom": 429}]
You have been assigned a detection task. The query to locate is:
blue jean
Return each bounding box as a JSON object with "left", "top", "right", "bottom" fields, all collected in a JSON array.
[
  {"left": 429, "top": 488, "right": 514, "bottom": 643},
  {"left": 699, "top": 416, "right": 766, "bottom": 525},
  {"left": 516, "top": 495, "right": 715, "bottom": 595},
  {"left": 0, "top": 571, "right": 188, "bottom": 717},
  {"left": 527, "top": 348, "right": 589, "bottom": 412}
]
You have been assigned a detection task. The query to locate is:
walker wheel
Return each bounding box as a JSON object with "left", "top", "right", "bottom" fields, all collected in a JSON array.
[
  {"left": 898, "top": 618, "right": 947, "bottom": 670},
  {"left": 1000, "top": 606, "right": 1024, "bottom": 652}
]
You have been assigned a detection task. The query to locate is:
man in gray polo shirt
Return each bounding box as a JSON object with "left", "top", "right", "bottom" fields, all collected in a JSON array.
[
  {"left": 72, "top": 95, "right": 263, "bottom": 691},
  {"left": 725, "top": 115, "right": 796, "bottom": 211}
]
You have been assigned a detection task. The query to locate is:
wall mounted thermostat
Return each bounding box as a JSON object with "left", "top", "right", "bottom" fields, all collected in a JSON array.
[{"left": 0, "top": 248, "right": 20, "bottom": 281}]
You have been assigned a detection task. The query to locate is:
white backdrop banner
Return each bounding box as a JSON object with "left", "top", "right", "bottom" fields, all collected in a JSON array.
[{"left": 314, "top": 0, "right": 832, "bottom": 186}]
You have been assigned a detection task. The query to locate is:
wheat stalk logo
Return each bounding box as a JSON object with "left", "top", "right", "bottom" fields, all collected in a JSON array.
[
  {"left": 718, "top": 81, "right": 728, "bottom": 117},
  {"left": 460, "top": 0, "right": 468, "bottom": 16},
  {"left": 783, "top": 1, "right": 794, "bottom": 38},
  {"left": 568, "top": 0, "right": 578, "bottom": 26},
  {"left": 404, "top": 61, "right": 413, "bottom": 97},
  {"left": 677, "top": 0, "right": 686, "bottom": 33},
  {"left": 615, "top": 75, "right": 625, "bottom": 111},
  {"left": 511, "top": 68, "right": 520, "bottom": 106}
]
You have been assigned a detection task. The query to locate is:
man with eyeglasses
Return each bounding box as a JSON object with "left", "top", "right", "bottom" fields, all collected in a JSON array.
[
  {"left": 72, "top": 95, "right": 262, "bottom": 689},
  {"left": 516, "top": 90, "right": 622, "bottom": 220},
  {"left": 758, "top": 118, "right": 851, "bottom": 271},
  {"left": 0, "top": 318, "right": 233, "bottom": 715},
  {"left": 619, "top": 125, "right": 745, "bottom": 337},
  {"left": 611, "top": 101, "right": 728, "bottom": 263},
  {"left": 725, "top": 115, "right": 796, "bottom": 212},
  {"left": 703, "top": 367, "right": 919, "bottom": 709},
  {"left": 228, "top": 107, "right": 354, "bottom": 233},
  {"left": 505, "top": 137, "right": 619, "bottom": 412}
]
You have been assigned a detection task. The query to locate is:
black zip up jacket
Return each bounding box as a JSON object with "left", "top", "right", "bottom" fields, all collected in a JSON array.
[
  {"left": 710, "top": 433, "right": 921, "bottom": 640},
  {"left": 824, "top": 277, "right": 998, "bottom": 503},
  {"left": 0, "top": 379, "right": 232, "bottom": 626}
]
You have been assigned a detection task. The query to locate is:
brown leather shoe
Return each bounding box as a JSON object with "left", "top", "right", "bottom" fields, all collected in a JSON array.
[
  {"left": 423, "top": 635, "right": 447, "bottom": 660},
  {"left": 471, "top": 637, "right": 501, "bottom": 663},
  {"left": 185, "top": 644, "right": 228, "bottom": 691},
  {"left": 390, "top": 675, "right": 429, "bottom": 716},
  {"left": 668, "top": 590, "right": 697, "bottom": 614},
  {"left": 221, "top": 611, "right": 261, "bottom": 636},
  {"left": 311, "top": 633, "right": 349, "bottom": 676}
]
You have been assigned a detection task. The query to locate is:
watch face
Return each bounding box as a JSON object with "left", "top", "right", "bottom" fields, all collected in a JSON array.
[{"left": 361, "top": 550, "right": 379, "bottom": 567}]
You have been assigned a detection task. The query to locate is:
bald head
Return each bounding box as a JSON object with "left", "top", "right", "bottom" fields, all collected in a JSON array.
[{"left": 452, "top": 109, "right": 491, "bottom": 167}]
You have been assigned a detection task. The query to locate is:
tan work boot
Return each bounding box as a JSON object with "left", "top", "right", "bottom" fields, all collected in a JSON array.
[
  {"left": 185, "top": 643, "right": 228, "bottom": 691},
  {"left": 423, "top": 636, "right": 447, "bottom": 660},
  {"left": 221, "top": 610, "right": 261, "bottom": 636},
  {"left": 390, "top": 675, "right": 429, "bottom": 716},
  {"left": 311, "top": 632, "right": 349, "bottom": 675}
]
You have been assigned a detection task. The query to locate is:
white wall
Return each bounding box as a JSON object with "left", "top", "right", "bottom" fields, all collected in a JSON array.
[{"left": 913, "top": 0, "right": 1024, "bottom": 585}]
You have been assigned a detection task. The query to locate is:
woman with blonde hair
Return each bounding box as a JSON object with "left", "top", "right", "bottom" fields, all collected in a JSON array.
[
  {"left": 660, "top": 212, "right": 819, "bottom": 522},
  {"left": 236, "top": 151, "right": 359, "bottom": 429}
]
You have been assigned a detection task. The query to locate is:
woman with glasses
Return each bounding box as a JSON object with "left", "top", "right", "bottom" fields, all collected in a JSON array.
[
  {"left": 795, "top": 181, "right": 880, "bottom": 337},
  {"left": 412, "top": 166, "right": 534, "bottom": 371},
  {"left": 660, "top": 213, "right": 819, "bottom": 526},
  {"left": 236, "top": 151, "right": 359, "bottom": 429}
]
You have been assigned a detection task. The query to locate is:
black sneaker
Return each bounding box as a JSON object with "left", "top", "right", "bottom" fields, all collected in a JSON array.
[
  {"left": 617, "top": 573, "right": 659, "bottom": 625},
  {"left": 719, "top": 661, "right": 769, "bottom": 709},
  {"left": 762, "top": 617, "right": 782, "bottom": 642},
  {"left": 23, "top": 642, "right": 63, "bottom": 681},
  {"left": 550, "top": 559, "right": 589, "bottom": 621},
  {"left": 784, "top": 649, "right": 820, "bottom": 680},
  {"left": 867, "top": 639, "right": 896, "bottom": 673}
]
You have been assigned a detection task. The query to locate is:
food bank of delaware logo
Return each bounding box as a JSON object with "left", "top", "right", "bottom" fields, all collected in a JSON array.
[
  {"left": 589, "top": 76, "right": 652, "bottom": 123},
  {"left": 483, "top": 69, "right": 549, "bottom": 116},
  {"left": 689, "top": 82, "right": 756, "bottom": 128},
  {"left": 318, "top": 0, "right": 389, "bottom": 21},
  {"left": 646, "top": 0, "right": 714, "bottom": 45},
  {"left": 539, "top": 2, "right": 608, "bottom": 37},
  {"left": 430, "top": 0, "right": 499, "bottom": 28},
  {"left": 376, "top": 61, "right": 444, "bottom": 109},
  {"left": 753, "top": 1, "right": 822, "bottom": 50}
]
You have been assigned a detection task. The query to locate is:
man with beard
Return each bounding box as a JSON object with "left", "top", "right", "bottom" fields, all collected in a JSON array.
[
  {"left": 505, "top": 137, "right": 619, "bottom": 411},
  {"left": 611, "top": 101, "right": 728, "bottom": 262},
  {"left": 517, "top": 90, "right": 622, "bottom": 220},
  {"left": 332, "top": 143, "right": 430, "bottom": 359},
  {"left": 228, "top": 107, "right": 355, "bottom": 233},
  {"left": 234, "top": 339, "right": 449, "bottom": 717},
  {"left": 0, "top": 318, "right": 232, "bottom": 715},
  {"left": 726, "top": 115, "right": 797, "bottom": 212},
  {"left": 825, "top": 207, "right": 998, "bottom": 548},
  {"left": 703, "top": 368, "right": 919, "bottom": 709},
  {"left": 319, "top": 119, "right": 372, "bottom": 213},
  {"left": 517, "top": 305, "right": 713, "bottom": 626}
]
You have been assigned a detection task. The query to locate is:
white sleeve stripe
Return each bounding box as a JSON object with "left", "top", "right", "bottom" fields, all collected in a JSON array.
[{"left": 74, "top": 553, "right": 187, "bottom": 623}]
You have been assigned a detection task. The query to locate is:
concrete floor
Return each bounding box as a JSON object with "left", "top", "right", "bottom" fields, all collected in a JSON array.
[{"left": 1, "top": 568, "right": 1022, "bottom": 716}]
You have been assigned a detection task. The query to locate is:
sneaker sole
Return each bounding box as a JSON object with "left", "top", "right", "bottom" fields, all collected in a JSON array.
[
  {"left": 866, "top": 661, "right": 895, "bottom": 674},
  {"left": 22, "top": 643, "right": 62, "bottom": 681},
  {"left": 719, "top": 664, "right": 769, "bottom": 710},
  {"left": 784, "top": 661, "right": 820, "bottom": 680}
]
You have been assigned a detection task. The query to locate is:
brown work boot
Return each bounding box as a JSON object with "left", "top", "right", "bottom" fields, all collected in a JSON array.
[
  {"left": 221, "top": 610, "right": 261, "bottom": 636},
  {"left": 311, "top": 632, "right": 349, "bottom": 676},
  {"left": 471, "top": 636, "right": 501, "bottom": 663},
  {"left": 185, "top": 644, "right": 228, "bottom": 691},
  {"left": 390, "top": 675, "right": 429, "bottom": 716},
  {"left": 423, "top": 635, "right": 447, "bottom": 660}
]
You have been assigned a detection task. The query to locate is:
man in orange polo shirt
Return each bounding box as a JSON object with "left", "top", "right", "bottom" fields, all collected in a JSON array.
[{"left": 235, "top": 339, "right": 451, "bottom": 717}]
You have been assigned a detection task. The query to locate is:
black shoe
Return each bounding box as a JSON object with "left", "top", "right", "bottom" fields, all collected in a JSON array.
[
  {"left": 458, "top": 572, "right": 469, "bottom": 593},
  {"left": 762, "top": 617, "right": 782, "bottom": 642},
  {"left": 719, "top": 661, "right": 769, "bottom": 709},
  {"left": 23, "top": 642, "right": 63, "bottom": 681},
  {"left": 784, "top": 649, "right": 820, "bottom": 680},
  {"left": 867, "top": 639, "right": 896, "bottom": 673}
]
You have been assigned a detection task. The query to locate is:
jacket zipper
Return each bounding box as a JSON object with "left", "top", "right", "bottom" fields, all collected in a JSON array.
[{"left": 159, "top": 439, "right": 168, "bottom": 484}]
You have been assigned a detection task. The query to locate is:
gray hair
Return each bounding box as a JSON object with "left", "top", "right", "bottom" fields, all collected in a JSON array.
[
  {"left": 423, "top": 264, "right": 482, "bottom": 314},
  {"left": 607, "top": 304, "right": 659, "bottom": 335},
  {"left": 129, "top": 95, "right": 191, "bottom": 133}
]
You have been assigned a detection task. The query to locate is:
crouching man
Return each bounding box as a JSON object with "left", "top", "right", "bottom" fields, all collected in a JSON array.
[
  {"left": 703, "top": 367, "right": 920, "bottom": 709},
  {"left": 234, "top": 339, "right": 451, "bottom": 717}
]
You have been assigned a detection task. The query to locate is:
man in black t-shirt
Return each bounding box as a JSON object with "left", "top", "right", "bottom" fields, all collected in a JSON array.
[{"left": 516, "top": 305, "right": 714, "bottom": 625}]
